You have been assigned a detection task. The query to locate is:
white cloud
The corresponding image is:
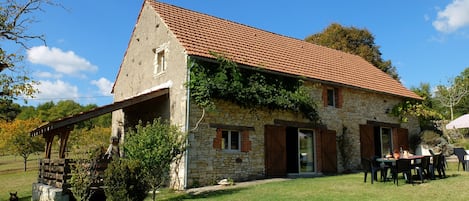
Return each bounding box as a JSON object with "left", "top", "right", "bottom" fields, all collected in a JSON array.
[
  {"left": 34, "top": 80, "right": 79, "bottom": 101},
  {"left": 91, "top": 77, "right": 113, "bottom": 96},
  {"left": 33, "top": 71, "right": 62, "bottom": 79},
  {"left": 433, "top": 0, "right": 469, "bottom": 33},
  {"left": 27, "top": 45, "right": 98, "bottom": 76}
]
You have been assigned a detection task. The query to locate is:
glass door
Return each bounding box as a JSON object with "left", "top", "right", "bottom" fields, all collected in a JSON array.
[
  {"left": 380, "top": 127, "right": 392, "bottom": 156},
  {"left": 298, "top": 129, "right": 315, "bottom": 173}
]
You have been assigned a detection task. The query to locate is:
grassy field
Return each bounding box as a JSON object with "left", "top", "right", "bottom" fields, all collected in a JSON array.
[
  {"left": 2, "top": 154, "right": 469, "bottom": 201},
  {"left": 0, "top": 154, "right": 41, "bottom": 201}
]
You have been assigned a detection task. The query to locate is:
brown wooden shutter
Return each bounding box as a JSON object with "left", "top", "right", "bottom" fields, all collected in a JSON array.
[
  {"left": 393, "top": 127, "right": 409, "bottom": 151},
  {"left": 264, "top": 125, "right": 287, "bottom": 177},
  {"left": 335, "top": 88, "right": 343, "bottom": 108},
  {"left": 241, "top": 130, "right": 251, "bottom": 152},
  {"left": 315, "top": 129, "right": 324, "bottom": 172},
  {"left": 360, "top": 124, "right": 375, "bottom": 159},
  {"left": 322, "top": 87, "right": 328, "bottom": 107},
  {"left": 321, "top": 129, "right": 337, "bottom": 173},
  {"left": 213, "top": 128, "right": 222, "bottom": 150}
]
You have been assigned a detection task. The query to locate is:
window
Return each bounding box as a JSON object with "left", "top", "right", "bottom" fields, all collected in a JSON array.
[
  {"left": 153, "top": 49, "right": 166, "bottom": 75},
  {"left": 322, "top": 86, "right": 342, "bottom": 108},
  {"left": 212, "top": 126, "right": 251, "bottom": 152},
  {"left": 326, "top": 88, "right": 335, "bottom": 106},
  {"left": 222, "top": 130, "right": 240, "bottom": 151}
]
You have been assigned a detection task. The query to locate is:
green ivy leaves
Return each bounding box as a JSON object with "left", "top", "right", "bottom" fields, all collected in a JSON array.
[{"left": 188, "top": 53, "right": 319, "bottom": 122}]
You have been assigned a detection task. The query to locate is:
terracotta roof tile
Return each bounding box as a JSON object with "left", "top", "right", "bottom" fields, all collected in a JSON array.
[{"left": 148, "top": 1, "right": 421, "bottom": 100}]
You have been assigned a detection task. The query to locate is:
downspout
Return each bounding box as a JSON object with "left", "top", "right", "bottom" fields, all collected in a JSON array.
[{"left": 183, "top": 56, "right": 194, "bottom": 189}]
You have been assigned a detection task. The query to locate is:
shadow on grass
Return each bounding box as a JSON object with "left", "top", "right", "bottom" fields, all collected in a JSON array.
[{"left": 161, "top": 187, "right": 248, "bottom": 201}]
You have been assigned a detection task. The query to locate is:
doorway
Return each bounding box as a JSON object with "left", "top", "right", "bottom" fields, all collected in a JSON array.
[{"left": 265, "top": 125, "right": 317, "bottom": 177}]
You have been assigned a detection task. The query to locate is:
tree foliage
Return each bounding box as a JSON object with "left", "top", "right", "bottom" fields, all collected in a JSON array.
[
  {"left": 1, "top": 0, "right": 59, "bottom": 106},
  {"left": 452, "top": 67, "right": 469, "bottom": 118},
  {"left": 188, "top": 53, "right": 319, "bottom": 122},
  {"left": 124, "top": 118, "right": 186, "bottom": 201},
  {"left": 0, "top": 118, "right": 44, "bottom": 170},
  {"left": 391, "top": 83, "right": 443, "bottom": 127},
  {"left": 305, "top": 23, "right": 399, "bottom": 80},
  {"left": 104, "top": 159, "right": 148, "bottom": 201}
]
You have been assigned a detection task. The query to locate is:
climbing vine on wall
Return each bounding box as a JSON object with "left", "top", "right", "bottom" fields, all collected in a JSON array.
[{"left": 188, "top": 52, "right": 319, "bottom": 122}]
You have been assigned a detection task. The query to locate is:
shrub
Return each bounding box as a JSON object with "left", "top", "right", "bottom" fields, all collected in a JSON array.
[
  {"left": 124, "top": 118, "right": 186, "bottom": 201},
  {"left": 103, "top": 159, "right": 149, "bottom": 201}
]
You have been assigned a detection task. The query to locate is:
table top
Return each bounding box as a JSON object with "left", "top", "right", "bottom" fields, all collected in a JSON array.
[{"left": 376, "top": 155, "right": 426, "bottom": 162}]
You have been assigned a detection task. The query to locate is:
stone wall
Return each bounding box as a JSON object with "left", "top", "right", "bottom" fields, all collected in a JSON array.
[{"left": 185, "top": 81, "right": 420, "bottom": 187}]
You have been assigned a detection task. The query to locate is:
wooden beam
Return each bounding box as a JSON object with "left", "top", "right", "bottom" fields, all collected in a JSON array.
[
  {"left": 58, "top": 128, "right": 72, "bottom": 159},
  {"left": 44, "top": 134, "right": 55, "bottom": 159}
]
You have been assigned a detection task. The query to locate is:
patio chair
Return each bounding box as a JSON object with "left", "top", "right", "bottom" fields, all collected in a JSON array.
[
  {"left": 392, "top": 158, "right": 413, "bottom": 186},
  {"left": 453, "top": 147, "right": 468, "bottom": 171},
  {"left": 412, "top": 156, "right": 431, "bottom": 182},
  {"left": 361, "top": 157, "right": 387, "bottom": 184},
  {"left": 429, "top": 153, "right": 446, "bottom": 179}
]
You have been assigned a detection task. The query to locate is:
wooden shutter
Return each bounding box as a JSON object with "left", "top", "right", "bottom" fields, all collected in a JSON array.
[
  {"left": 241, "top": 130, "right": 251, "bottom": 152},
  {"left": 393, "top": 127, "right": 409, "bottom": 151},
  {"left": 265, "top": 125, "right": 287, "bottom": 177},
  {"left": 321, "top": 129, "right": 337, "bottom": 173},
  {"left": 213, "top": 128, "right": 222, "bottom": 150},
  {"left": 322, "top": 87, "right": 328, "bottom": 107},
  {"left": 360, "top": 124, "right": 375, "bottom": 159},
  {"left": 335, "top": 88, "right": 343, "bottom": 108}
]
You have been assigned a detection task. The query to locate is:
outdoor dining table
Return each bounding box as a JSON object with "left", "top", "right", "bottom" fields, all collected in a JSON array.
[{"left": 375, "top": 155, "right": 427, "bottom": 184}]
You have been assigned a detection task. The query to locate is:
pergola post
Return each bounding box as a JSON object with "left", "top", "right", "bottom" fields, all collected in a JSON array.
[
  {"left": 42, "top": 127, "right": 72, "bottom": 159},
  {"left": 43, "top": 133, "right": 55, "bottom": 159},
  {"left": 58, "top": 128, "right": 72, "bottom": 159}
]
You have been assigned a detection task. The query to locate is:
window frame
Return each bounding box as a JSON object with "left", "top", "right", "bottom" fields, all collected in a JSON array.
[
  {"left": 322, "top": 85, "right": 342, "bottom": 108},
  {"left": 152, "top": 42, "right": 169, "bottom": 77},
  {"left": 380, "top": 127, "right": 393, "bottom": 156},
  {"left": 222, "top": 130, "right": 241, "bottom": 152}
]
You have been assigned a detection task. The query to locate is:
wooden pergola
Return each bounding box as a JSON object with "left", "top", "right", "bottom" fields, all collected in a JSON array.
[{"left": 30, "top": 88, "right": 169, "bottom": 159}]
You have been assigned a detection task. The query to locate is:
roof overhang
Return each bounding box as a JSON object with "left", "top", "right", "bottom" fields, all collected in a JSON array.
[{"left": 30, "top": 88, "right": 169, "bottom": 137}]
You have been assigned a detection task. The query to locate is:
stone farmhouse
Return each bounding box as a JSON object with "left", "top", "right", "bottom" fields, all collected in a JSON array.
[{"left": 110, "top": 0, "right": 422, "bottom": 189}]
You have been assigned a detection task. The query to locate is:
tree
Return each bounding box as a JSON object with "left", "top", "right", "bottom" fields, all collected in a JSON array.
[
  {"left": 435, "top": 78, "right": 468, "bottom": 120},
  {"left": 124, "top": 119, "right": 186, "bottom": 201},
  {"left": 1, "top": 0, "right": 58, "bottom": 110},
  {"left": 305, "top": 23, "right": 399, "bottom": 80},
  {"left": 0, "top": 118, "right": 44, "bottom": 171},
  {"left": 453, "top": 67, "right": 469, "bottom": 116},
  {"left": 0, "top": 99, "right": 20, "bottom": 121}
]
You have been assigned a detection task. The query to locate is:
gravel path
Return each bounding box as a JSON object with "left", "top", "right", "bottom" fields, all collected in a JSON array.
[{"left": 185, "top": 178, "right": 289, "bottom": 195}]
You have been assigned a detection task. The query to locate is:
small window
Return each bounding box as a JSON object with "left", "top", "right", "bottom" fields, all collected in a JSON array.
[
  {"left": 327, "top": 88, "right": 335, "bottom": 106},
  {"left": 153, "top": 50, "right": 166, "bottom": 75},
  {"left": 222, "top": 130, "right": 240, "bottom": 151}
]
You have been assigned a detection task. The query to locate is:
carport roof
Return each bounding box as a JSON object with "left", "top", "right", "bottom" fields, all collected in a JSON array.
[{"left": 30, "top": 88, "right": 169, "bottom": 137}]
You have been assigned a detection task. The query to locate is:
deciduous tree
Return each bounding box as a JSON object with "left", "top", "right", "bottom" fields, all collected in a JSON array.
[
  {"left": 305, "top": 23, "right": 399, "bottom": 80},
  {"left": 435, "top": 78, "right": 468, "bottom": 120},
  {"left": 0, "top": 118, "right": 44, "bottom": 171}
]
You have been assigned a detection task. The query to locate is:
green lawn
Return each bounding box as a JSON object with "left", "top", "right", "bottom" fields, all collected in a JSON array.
[
  {"left": 156, "top": 162, "right": 469, "bottom": 201},
  {"left": 2, "top": 154, "right": 469, "bottom": 201}
]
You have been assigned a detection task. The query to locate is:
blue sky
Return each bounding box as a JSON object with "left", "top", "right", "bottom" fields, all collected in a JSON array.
[{"left": 14, "top": 0, "right": 469, "bottom": 106}]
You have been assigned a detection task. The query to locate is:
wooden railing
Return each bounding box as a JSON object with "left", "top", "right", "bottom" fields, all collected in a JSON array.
[{"left": 38, "top": 158, "right": 111, "bottom": 191}]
